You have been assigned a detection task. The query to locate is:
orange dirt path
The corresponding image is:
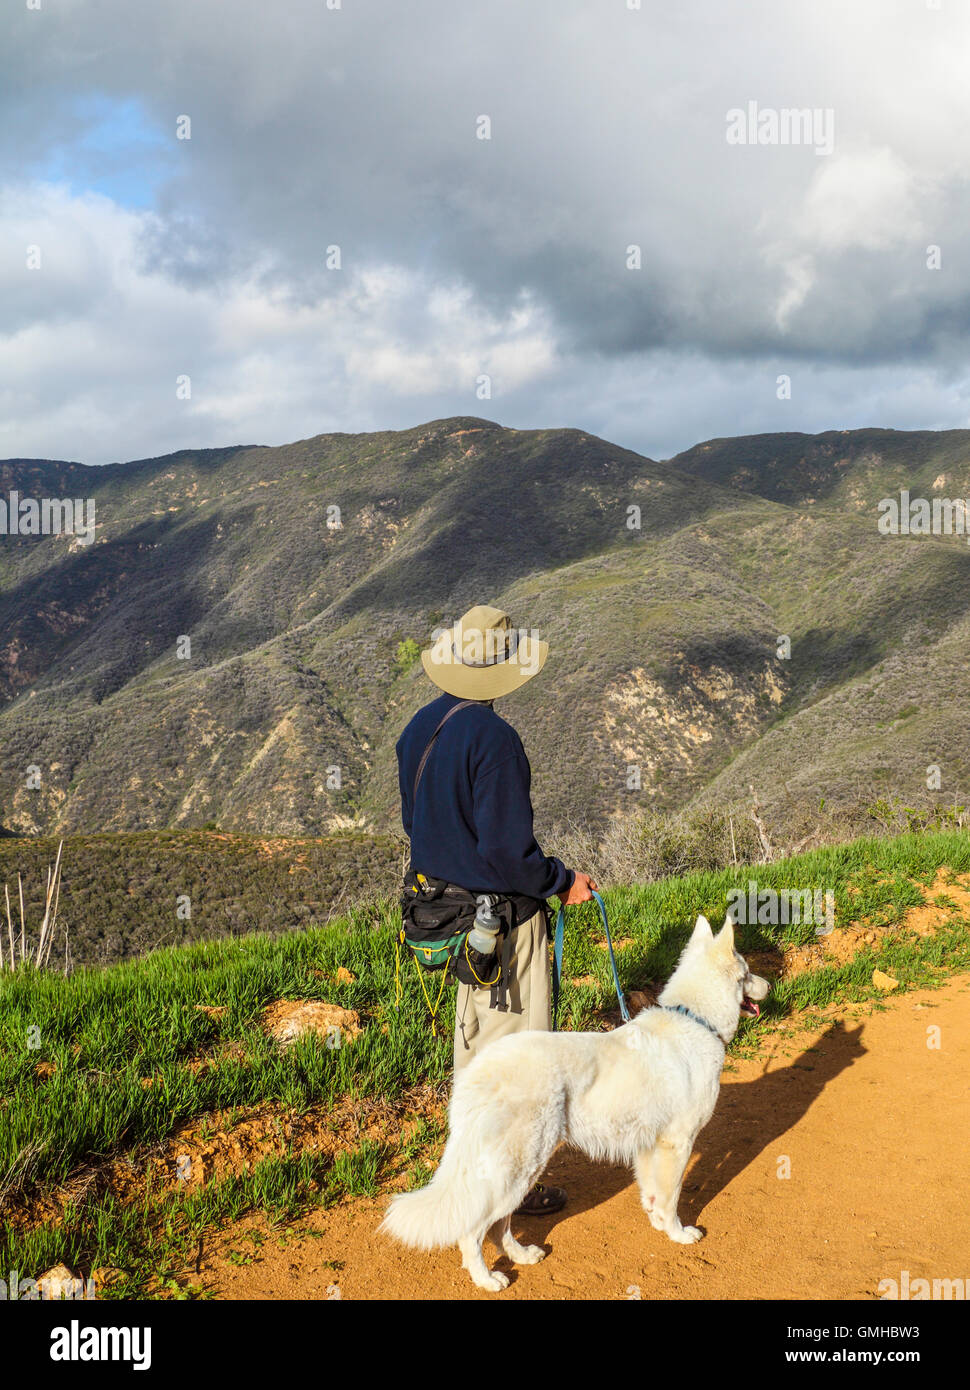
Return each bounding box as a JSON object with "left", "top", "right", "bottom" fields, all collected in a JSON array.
[{"left": 207, "top": 975, "right": 970, "bottom": 1301}]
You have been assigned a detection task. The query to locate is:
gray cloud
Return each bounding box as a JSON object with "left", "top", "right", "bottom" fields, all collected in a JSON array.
[{"left": 2, "top": 0, "right": 969, "bottom": 463}]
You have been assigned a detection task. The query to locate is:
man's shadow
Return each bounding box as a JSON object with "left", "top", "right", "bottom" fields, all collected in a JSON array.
[{"left": 514, "top": 1019, "right": 867, "bottom": 1248}]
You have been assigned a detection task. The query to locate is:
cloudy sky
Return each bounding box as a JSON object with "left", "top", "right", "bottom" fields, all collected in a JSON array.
[{"left": 2, "top": 0, "right": 969, "bottom": 466}]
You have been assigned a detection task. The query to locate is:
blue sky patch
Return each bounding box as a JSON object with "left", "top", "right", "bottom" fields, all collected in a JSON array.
[{"left": 29, "top": 93, "right": 175, "bottom": 209}]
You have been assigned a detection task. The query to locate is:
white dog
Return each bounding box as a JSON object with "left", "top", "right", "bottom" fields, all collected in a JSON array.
[{"left": 381, "top": 914, "right": 769, "bottom": 1290}]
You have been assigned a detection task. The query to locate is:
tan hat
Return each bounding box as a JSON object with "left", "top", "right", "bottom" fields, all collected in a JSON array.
[{"left": 421, "top": 604, "right": 549, "bottom": 700}]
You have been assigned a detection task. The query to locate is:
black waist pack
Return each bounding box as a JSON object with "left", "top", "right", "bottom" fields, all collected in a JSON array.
[{"left": 399, "top": 868, "right": 544, "bottom": 993}]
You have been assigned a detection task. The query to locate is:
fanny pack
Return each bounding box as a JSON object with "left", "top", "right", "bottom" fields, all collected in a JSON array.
[{"left": 400, "top": 867, "right": 543, "bottom": 994}]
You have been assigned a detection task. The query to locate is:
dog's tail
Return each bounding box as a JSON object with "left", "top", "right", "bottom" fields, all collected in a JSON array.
[
  {"left": 379, "top": 1101, "right": 505, "bottom": 1249},
  {"left": 380, "top": 1143, "right": 495, "bottom": 1250}
]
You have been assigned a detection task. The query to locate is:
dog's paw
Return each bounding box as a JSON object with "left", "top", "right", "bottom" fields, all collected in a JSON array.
[
  {"left": 648, "top": 1210, "right": 666, "bottom": 1231},
  {"left": 514, "top": 1244, "right": 546, "bottom": 1265},
  {"left": 474, "top": 1269, "right": 510, "bottom": 1292},
  {"left": 669, "top": 1224, "right": 703, "bottom": 1244}
]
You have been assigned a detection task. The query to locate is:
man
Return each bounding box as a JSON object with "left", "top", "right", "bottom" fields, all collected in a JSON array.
[{"left": 396, "top": 604, "right": 597, "bottom": 1216}]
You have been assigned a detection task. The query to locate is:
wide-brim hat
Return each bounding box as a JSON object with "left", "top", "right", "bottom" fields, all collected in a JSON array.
[{"left": 420, "top": 604, "right": 548, "bottom": 700}]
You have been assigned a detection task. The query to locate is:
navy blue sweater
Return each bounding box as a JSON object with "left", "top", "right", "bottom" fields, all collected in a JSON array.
[{"left": 396, "top": 692, "right": 572, "bottom": 900}]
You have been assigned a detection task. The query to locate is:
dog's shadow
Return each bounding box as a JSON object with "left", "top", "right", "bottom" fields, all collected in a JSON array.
[{"left": 519, "top": 1019, "right": 867, "bottom": 1245}]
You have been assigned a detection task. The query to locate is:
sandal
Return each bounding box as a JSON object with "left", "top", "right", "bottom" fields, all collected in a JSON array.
[{"left": 514, "top": 1182, "right": 567, "bottom": 1216}]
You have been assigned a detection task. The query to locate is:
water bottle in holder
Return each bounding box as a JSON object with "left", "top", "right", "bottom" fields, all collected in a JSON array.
[{"left": 466, "top": 895, "right": 502, "bottom": 958}]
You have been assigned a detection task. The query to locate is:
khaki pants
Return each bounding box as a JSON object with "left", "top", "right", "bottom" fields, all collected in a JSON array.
[{"left": 453, "top": 908, "right": 551, "bottom": 1074}]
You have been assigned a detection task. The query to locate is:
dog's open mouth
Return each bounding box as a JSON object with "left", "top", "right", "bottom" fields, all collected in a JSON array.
[{"left": 740, "top": 995, "right": 761, "bottom": 1019}]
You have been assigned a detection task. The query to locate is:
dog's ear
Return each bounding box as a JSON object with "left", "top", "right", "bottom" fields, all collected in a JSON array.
[
  {"left": 691, "top": 914, "right": 715, "bottom": 946},
  {"left": 715, "top": 915, "right": 736, "bottom": 955}
]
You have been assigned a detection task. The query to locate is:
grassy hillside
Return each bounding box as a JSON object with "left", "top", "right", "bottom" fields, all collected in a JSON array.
[
  {"left": 2, "top": 826, "right": 968, "bottom": 1298},
  {"left": 2, "top": 420, "right": 969, "bottom": 842}
]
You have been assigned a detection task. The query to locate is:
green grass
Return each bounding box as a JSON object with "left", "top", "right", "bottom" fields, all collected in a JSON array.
[
  {"left": 553, "top": 829, "right": 970, "bottom": 1028},
  {"left": 5, "top": 1141, "right": 390, "bottom": 1300},
  {"left": 2, "top": 826, "right": 969, "bottom": 1296},
  {"left": 0, "top": 899, "right": 443, "bottom": 1194}
]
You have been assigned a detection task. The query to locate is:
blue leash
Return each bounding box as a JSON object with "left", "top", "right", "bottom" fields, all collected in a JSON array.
[{"left": 552, "top": 890, "right": 630, "bottom": 1031}]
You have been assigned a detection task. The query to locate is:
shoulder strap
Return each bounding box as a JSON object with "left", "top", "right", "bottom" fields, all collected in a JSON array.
[{"left": 412, "top": 699, "right": 477, "bottom": 803}]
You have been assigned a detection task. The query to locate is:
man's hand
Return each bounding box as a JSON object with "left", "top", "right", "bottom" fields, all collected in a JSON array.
[{"left": 559, "top": 871, "right": 598, "bottom": 905}]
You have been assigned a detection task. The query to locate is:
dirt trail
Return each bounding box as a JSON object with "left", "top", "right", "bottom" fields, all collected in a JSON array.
[{"left": 208, "top": 975, "right": 970, "bottom": 1301}]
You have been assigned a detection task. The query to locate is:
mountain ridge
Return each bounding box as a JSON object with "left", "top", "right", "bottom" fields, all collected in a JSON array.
[{"left": 1, "top": 418, "right": 968, "bottom": 840}]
